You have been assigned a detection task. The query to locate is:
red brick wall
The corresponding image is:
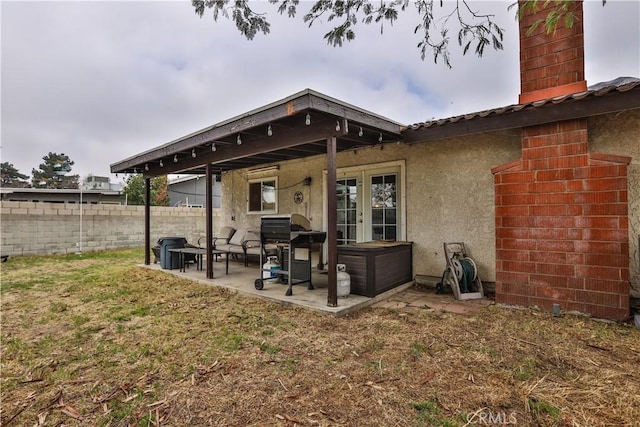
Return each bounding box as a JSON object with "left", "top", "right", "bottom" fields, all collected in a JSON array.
[
  {"left": 493, "top": 119, "right": 631, "bottom": 320},
  {"left": 518, "top": 0, "right": 587, "bottom": 103}
]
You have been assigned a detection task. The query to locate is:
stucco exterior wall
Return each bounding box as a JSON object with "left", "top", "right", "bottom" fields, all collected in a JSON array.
[
  {"left": 220, "top": 130, "right": 521, "bottom": 283},
  {"left": 589, "top": 109, "right": 640, "bottom": 297},
  {"left": 0, "top": 202, "right": 216, "bottom": 256}
]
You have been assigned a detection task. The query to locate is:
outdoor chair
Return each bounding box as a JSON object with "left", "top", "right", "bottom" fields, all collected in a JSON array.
[{"left": 198, "top": 226, "right": 236, "bottom": 261}]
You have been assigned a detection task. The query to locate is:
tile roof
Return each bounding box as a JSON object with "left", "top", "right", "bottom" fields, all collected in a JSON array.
[{"left": 403, "top": 76, "right": 640, "bottom": 132}]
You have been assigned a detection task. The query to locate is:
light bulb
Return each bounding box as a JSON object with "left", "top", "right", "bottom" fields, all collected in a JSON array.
[
  {"left": 211, "top": 143, "right": 217, "bottom": 152},
  {"left": 145, "top": 164, "right": 149, "bottom": 171},
  {"left": 159, "top": 160, "right": 163, "bottom": 167},
  {"left": 174, "top": 155, "right": 178, "bottom": 163},
  {"left": 379, "top": 133, "right": 383, "bottom": 142},
  {"left": 305, "top": 114, "right": 311, "bottom": 125},
  {"left": 358, "top": 127, "right": 363, "bottom": 137},
  {"left": 192, "top": 148, "right": 196, "bottom": 158},
  {"left": 133, "top": 168, "right": 137, "bottom": 174},
  {"left": 335, "top": 120, "right": 341, "bottom": 132},
  {"left": 267, "top": 125, "right": 272, "bottom": 136},
  {"left": 237, "top": 135, "right": 242, "bottom": 145}
]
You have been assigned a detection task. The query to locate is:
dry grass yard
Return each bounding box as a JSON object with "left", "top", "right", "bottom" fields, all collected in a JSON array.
[{"left": 1, "top": 249, "right": 639, "bottom": 426}]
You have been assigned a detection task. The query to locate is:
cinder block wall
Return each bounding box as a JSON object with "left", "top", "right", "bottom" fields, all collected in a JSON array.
[{"left": 0, "top": 201, "right": 217, "bottom": 256}]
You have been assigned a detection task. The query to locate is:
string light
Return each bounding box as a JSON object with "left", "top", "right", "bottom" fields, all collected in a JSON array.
[
  {"left": 159, "top": 159, "right": 163, "bottom": 167},
  {"left": 192, "top": 148, "right": 196, "bottom": 158},
  {"left": 305, "top": 113, "right": 311, "bottom": 125},
  {"left": 358, "top": 127, "right": 363, "bottom": 137},
  {"left": 267, "top": 125, "right": 272, "bottom": 136},
  {"left": 174, "top": 154, "right": 178, "bottom": 163},
  {"left": 211, "top": 143, "right": 217, "bottom": 152},
  {"left": 237, "top": 134, "right": 242, "bottom": 145}
]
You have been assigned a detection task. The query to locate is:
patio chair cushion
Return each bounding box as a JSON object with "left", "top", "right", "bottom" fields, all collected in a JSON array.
[
  {"left": 217, "top": 226, "right": 236, "bottom": 243},
  {"left": 228, "top": 228, "right": 247, "bottom": 246},
  {"left": 243, "top": 230, "right": 261, "bottom": 248}
]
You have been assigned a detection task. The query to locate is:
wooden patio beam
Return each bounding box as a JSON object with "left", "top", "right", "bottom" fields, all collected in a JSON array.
[{"left": 140, "top": 121, "right": 340, "bottom": 177}]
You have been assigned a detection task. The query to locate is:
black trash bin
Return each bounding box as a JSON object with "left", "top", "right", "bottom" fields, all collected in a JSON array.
[{"left": 158, "top": 237, "right": 187, "bottom": 269}]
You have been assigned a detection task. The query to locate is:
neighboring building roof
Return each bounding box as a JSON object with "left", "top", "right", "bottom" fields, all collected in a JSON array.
[
  {"left": 403, "top": 77, "right": 640, "bottom": 143},
  {"left": 0, "top": 187, "right": 123, "bottom": 203},
  {"left": 0, "top": 187, "right": 121, "bottom": 196},
  {"left": 169, "top": 175, "right": 205, "bottom": 185}
]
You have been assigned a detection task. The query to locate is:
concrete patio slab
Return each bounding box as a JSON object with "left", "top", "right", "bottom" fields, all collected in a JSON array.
[{"left": 142, "top": 257, "right": 493, "bottom": 317}]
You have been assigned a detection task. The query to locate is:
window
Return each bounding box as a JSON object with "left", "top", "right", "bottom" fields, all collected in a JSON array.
[{"left": 248, "top": 178, "right": 277, "bottom": 213}]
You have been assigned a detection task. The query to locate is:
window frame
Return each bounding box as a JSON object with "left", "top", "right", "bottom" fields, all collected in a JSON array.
[{"left": 247, "top": 176, "right": 278, "bottom": 214}]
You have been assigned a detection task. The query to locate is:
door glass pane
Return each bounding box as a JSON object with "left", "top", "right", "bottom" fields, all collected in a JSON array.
[
  {"left": 385, "top": 209, "right": 396, "bottom": 225},
  {"left": 337, "top": 178, "right": 358, "bottom": 245},
  {"left": 370, "top": 173, "right": 397, "bottom": 241},
  {"left": 371, "top": 208, "right": 383, "bottom": 223}
]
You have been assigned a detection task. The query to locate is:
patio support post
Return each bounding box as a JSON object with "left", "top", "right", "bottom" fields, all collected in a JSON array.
[
  {"left": 205, "top": 163, "right": 214, "bottom": 279},
  {"left": 144, "top": 177, "right": 151, "bottom": 265},
  {"left": 326, "top": 135, "right": 338, "bottom": 307}
]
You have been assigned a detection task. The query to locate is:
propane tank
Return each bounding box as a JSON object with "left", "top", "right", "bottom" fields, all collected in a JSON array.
[
  {"left": 337, "top": 264, "right": 350, "bottom": 297},
  {"left": 262, "top": 256, "right": 281, "bottom": 284}
]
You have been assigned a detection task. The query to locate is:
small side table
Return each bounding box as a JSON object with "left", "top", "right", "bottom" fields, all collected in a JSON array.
[
  {"left": 179, "top": 248, "right": 207, "bottom": 272},
  {"left": 211, "top": 249, "right": 230, "bottom": 276}
]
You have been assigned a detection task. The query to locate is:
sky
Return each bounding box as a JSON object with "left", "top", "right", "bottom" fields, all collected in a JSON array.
[{"left": 1, "top": 0, "right": 639, "bottom": 184}]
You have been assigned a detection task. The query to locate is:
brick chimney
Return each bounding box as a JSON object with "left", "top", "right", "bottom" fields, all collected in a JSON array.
[
  {"left": 519, "top": 0, "right": 587, "bottom": 103},
  {"left": 492, "top": 0, "right": 631, "bottom": 320}
]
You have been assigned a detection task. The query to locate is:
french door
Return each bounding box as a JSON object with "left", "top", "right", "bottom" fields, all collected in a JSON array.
[
  {"left": 336, "top": 178, "right": 359, "bottom": 245},
  {"left": 369, "top": 173, "right": 397, "bottom": 241},
  {"left": 325, "top": 161, "right": 405, "bottom": 245}
]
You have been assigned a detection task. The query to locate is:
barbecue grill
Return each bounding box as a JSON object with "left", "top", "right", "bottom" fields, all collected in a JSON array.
[{"left": 255, "top": 214, "right": 326, "bottom": 296}]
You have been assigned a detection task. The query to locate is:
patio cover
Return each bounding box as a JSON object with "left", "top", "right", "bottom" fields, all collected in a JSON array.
[{"left": 110, "top": 89, "right": 404, "bottom": 307}]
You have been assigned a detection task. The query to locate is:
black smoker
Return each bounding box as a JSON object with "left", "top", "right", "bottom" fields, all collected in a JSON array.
[{"left": 255, "top": 214, "right": 327, "bottom": 296}]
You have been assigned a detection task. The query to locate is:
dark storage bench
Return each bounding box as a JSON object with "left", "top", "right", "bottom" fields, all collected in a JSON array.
[{"left": 337, "top": 241, "right": 413, "bottom": 297}]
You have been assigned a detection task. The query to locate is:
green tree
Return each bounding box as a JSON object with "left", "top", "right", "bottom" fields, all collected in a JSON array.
[
  {"left": 152, "top": 175, "right": 170, "bottom": 206},
  {"left": 31, "top": 152, "right": 79, "bottom": 189},
  {"left": 192, "top": 0, "right": 605, "bottom": 67},
  {"left": 1, "top": 162, "right": 30, "bottom": 187},
  {"left": 123, "top": 174, "right": 170, "bottom": 206}
]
